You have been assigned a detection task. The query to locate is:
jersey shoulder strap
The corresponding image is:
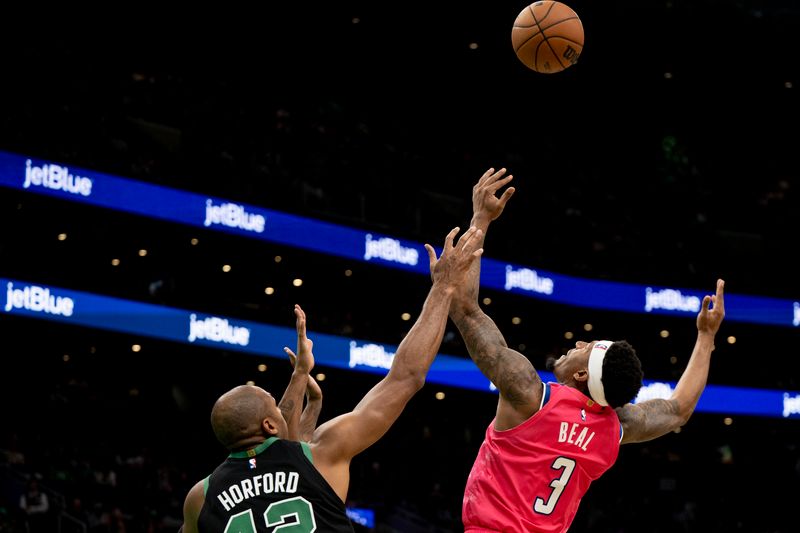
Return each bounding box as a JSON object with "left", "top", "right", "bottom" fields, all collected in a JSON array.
[{"left": 540, "top": 381, "right": 552, "bottom": 410}]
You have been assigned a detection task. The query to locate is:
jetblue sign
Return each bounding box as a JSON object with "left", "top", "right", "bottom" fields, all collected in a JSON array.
[
  {"left": 0, "top": 150, "right": 797, "bottom": 328},
  {"left": 4, "top": 282, "right": 75, "bottom": 317},
  {"left": 0, "top": 277, "right": 797, "bottom": 419},
  {"left": 188, "top": 314, "right": 251, "bottom": 346},
  {"left": 204, "top": 199, "right": 265, "bottom": 233},
  {"left": 364, "top": 234, "right": 419, "bottom": 266},
  {"left": 24, "top": 159, "right": 93, "bottom": 197},
  {"left": 644, "top": 287, "right": 701, "bottom": 314}
]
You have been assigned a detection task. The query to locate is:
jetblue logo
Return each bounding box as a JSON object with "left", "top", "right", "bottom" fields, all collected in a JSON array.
[
  {"left": 364, "top": 235, "right": 419, "bottom": 266},
  {"left": 348, "top": 341, "right": 395, "bottom": 369},
  {"left": 188, "top": 314, "right": 250, "bottom": 346},
  {"left": 783, "top": 393, "right": 800, "bottom": 418},
  {"left": 23, "top": 159, "right": 93, "bottom": 196},
  {"left": 504, "top": 266, "right": 554, "bottom": 295},
  {"left": 634, "top": 382, "right": 674, "bottom": 403},
  {"left": 644, "top": 288, "right": 701, "bottom": 313},
  {"left": 204, "top": 199, "right": 266, "bottom": 233},
  {"left": 4, "top": 282, "right": 74, "bottom": 317}
]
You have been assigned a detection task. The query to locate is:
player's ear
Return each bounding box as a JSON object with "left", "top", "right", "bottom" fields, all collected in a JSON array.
[
  {"left": 261, "top": 417, "right": 280, "bottom": 436},
  {"left": 574, "top": 368, "right": 589, "bottom": 383}
]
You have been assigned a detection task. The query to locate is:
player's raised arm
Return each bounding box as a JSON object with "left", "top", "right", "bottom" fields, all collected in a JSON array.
[
  {"left": 448, "top": 168, "right": 542, "bottom": 430},
  {"left": 298, "top": 374, "right": 323, "bottom": 442},
  {"left": 286, "top": 347, "right": 324, "bottom": 442},
  {"left": 619, "top": 279, "right": 726, "bottom": 443},
  {"left": 308, "top": 226, "right": 484, "bottom": 501},
  {"left": 277, "top": 304, "right": 314, "bottom": 442}
]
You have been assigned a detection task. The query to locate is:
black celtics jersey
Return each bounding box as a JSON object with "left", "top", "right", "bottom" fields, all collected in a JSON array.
[{"left": 198, "top": 437, "right": 355, "bottom": 532}]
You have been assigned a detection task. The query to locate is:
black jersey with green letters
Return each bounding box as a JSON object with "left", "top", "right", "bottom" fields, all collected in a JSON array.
[{"left": 198, "top": 437, "right": 355, "bottom": 532}]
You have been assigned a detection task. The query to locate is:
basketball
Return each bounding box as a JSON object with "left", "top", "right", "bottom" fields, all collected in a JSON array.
[{"left": 512, "top": 1, "right": 584, "bottom": 73}]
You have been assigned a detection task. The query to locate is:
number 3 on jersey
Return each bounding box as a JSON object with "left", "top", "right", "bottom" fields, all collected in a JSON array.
[
  {"left": 533, "top": 457, "right": 576, "bottom": 515},
  {"left": 224, "top": 496, "right": 317, "bottom": 532}
]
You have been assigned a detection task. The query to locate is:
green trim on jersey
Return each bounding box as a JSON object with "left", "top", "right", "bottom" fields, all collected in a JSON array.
[
  {"left": 228, "top": 436, "right": 279, "bottom": 459},
  {"left": 203, "top": 475, "right": 210, "bottom": 497},
  {"left": 300, "top": 442, "right": 313, "bottom": 464}
]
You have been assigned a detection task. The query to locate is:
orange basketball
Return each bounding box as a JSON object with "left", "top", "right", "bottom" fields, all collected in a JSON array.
[{"left": 511, "top": 1, "right": 584, "bottom": 74}]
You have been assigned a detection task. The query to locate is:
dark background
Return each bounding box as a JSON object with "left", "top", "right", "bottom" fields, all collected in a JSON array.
[{"left": 0, "top": 2, "right": 798, "bottom": 532}]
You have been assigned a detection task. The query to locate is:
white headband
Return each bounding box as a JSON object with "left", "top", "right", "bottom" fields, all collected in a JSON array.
[{"left": 587, "top": 341, "right": 614, "bottom": 407}]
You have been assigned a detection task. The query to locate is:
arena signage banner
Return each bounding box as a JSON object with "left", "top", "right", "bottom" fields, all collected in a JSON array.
[
  {"left": 1, "top": 277, "right": 796, "bottom": 419},
  {"left": 0, "top": 150, "right": 795, "bottom": 328}
]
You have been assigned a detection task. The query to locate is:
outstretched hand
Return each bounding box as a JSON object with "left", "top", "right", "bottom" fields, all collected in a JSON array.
[
  {"left": 472, "top": 167, "right": 515, "bottom": 224},
  {"left": 286, "top": 348, "right": 323, "bottom": 401},
  {"left": 697, "top": 279, "right": 725, "bottom": 336},
  {"left": 424, "top": 226, "right": 484, "bottom": 288},
  {"left": 284, "top": 304, "right": 314, "bottom": 374}
]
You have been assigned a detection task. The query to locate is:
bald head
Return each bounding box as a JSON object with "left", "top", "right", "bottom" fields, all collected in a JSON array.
[{"left": 210, "top": 385, "right": 277, "bottom": 450}]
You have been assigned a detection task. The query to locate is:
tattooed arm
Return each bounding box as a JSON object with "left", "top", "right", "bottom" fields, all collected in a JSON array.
[
  {"left": 448, "top": 168, "right": 542, "bottom": 430},
  {"left": 453, "top": 307, "right": 543, "bottom": 430},
  {"left": 618, "top": 279, "right": 725, "bottom": 444}
]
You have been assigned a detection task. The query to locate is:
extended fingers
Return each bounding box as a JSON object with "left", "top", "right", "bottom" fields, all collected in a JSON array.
[
  {"left": 476, "top": 167, "right": 509, "bottom": 188},
  {"left": 284, "top": 346, "right": 297, "bottom": 366},
  {"left": 443, "top": 226, "right": 460, "bottom": 250},
  {"left": 294, "top": 305, "right": 307, "bottom": 337},
  {"left": 498, "top": 185, "right": 516, "bottom": 207},
  {"left": 476, "top": 167, "right": 495, "bottom": 188},
  {"left": 482, "top": 167, "right": 508, "bottom": 188},
  {"left": 457, "top": 226, "right": 482, "bottom": 252},
  {"left": 486, "top": 173, "right": 513, "bottom": 194},
  {"left": 296, "top": 325, "right": 306, "bottom": 339},
  {"left": 424, "top": 243, "right": 437, "bottom": 263},
  {"left": 715, "top": 279, "right": 725, "bottom": 311}
]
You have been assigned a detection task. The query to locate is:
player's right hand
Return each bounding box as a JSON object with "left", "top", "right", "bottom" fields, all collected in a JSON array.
[
  {"left": 424, "top": 226, "right": 484, "bottom": 288},
  {"left": 472, "top": 167, "right": 515, "bottom": 223},
  {"left": 284, "top": 304, "right": 314, "bottom": 374},
  {"left": 697, "top": 279, "right": 725, "bottom": 337}
]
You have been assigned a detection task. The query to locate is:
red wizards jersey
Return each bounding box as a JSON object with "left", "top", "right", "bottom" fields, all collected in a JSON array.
[{"left": 463, "top": 382, "right": 622, "bottom": 533}]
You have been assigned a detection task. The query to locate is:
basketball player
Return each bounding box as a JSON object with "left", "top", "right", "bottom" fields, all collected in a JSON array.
[
  {"left": 449, "top": 168, "right": 726, "bottom": 532},
  {"left": 181, "top": 225, "right": 485, "bottom": 532}
]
